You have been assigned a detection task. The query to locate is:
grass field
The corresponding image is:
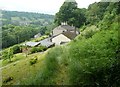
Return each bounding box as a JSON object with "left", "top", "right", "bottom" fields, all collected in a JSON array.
[{"left": 1, "top": 50, "right": 48, "bottom": 85}]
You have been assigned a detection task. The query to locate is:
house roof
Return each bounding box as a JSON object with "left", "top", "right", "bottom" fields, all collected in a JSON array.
[
  {"left": 65, "top": 0, "right": 77, "bottom": 2},
  {"left": 23, "top": 42, "right": 40, "bottom": 47},
  {"left": 52, "top": 31, "right": 77, "bottom": 40},
  {"left": 62, "top": 31, "right": 77, "bottom": 40},
  {"left": 53, "top": 25, "right": 75, "bottom": 31},
  {"left": 39, "top": 38, "right": 54, "bottom": 47}
]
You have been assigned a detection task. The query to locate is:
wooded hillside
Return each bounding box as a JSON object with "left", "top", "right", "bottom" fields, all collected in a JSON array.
[
  {"left": 1, "top": 10, "right": 54, "bottom": 26},
  {"left": 2, "top": 11, "right": 55, "bottom": 48}
]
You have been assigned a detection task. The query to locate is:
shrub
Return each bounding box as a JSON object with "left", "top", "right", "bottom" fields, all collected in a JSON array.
[
  {"left": 29, "top": 56, "right": 38, "bottom": 65},
  {"left": 2, "top": 48, "right": 13, "bottom": 62},
  {"left": 12, "top": 45, "right": 22, "bottom": 54},
  {"left": 38, "top": 46, "right": 47, "bottom": 52},
  {"left": 30, "top": 46, "right": 47, "bottom": 54},
  {"left": 81, "top": 28, "right": 98, "bottom": 39},
  {"left": 30, "top": 47, "right": 38, "bottom": 53}
]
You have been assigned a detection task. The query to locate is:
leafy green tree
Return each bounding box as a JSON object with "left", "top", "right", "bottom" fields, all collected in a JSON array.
[
  {"left": 8, "top": 48, "right": 13, "bottom": 62},
  {"left": 55, "top": 0, "right": 86, "bottom": 28},
  {"left": 54, "top": 0, "right": 77, "bottom": 25},
  {"left": 2, "top": 48, "right": 13, "bottom": 62},
  {"left": 40, "top": 26, "right": 47, "bottom": 35},
  {"left": 86, "top": 2, "right": 109, "bottom": 25},
  {"left": 72, "top": 8, "right": 86, "bottom": 27}
]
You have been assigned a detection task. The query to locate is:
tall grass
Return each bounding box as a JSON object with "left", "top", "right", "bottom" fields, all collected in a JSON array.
[{"left": 30, "top": 46, "right": 64, "bottom": 85}]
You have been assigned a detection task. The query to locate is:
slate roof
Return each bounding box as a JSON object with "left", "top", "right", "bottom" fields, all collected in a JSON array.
[
  {"left": 62, "top": 31, "right": 77, "bottom": 40},
  {"left": 54, "top": 25, "right": 75, "bottom": 31},
  {"left": 39, "top": 38, "right": 54, "bottom": 48},
  {"left": 23, "top": 42, "right": 40, "bottom": 47},
  {"left": 52, "top": 31, "right": 77, "bottom": 40},
  {"left": 65, "top": 0, "right": 77, "bottom": 2}
]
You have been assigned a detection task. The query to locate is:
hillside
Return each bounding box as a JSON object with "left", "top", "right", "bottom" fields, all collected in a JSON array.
[
  {"left": 2, "top": 11, "right": 55, "bottom": 48},
  {"left": 1, "top": 10, "right": 54, "bottom": 26},
  {"left": 1, "top": 1, "right": 120, "bottom": 86},
  {"left": 1, "top": 25, "right": 119, "bottom": 86}
]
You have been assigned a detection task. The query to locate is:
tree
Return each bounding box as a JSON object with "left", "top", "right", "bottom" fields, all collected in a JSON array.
[
  {"left": 54, "top": 0, "right": 86, "bottom": 28},
  {"left": 72, "top": 8, "right": 86, "bottom": 27},
  {"left": 86, "top": 2, "right": 109, "bottom": 25},
  {"left": 40, "top": 26, "right": 47, "bottom": 35},
  {"left": 54, "top": 0, "right": 77, "bottom": 25},
  {"left": 8, "top": 48, "right": 13, "bottom": 62},
  {"left": 2, "top": 48, "right": 13, "bottom": 62}
]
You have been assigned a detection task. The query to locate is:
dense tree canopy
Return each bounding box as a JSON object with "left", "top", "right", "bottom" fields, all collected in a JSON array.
[
  {"left": 1, "top": 10, "right": 56, "bottom": 48},
  {"left": 54, "top": 0, "right": 86, "bottom": 28},
  {"left": 2, "top": 10, "right": 54, "bottom": 26}
]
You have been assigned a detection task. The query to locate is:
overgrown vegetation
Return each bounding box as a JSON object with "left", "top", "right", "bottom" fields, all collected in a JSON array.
[
  {"left": 1, "top": 0, "right": 119, "bottom": 86},
  {"left": 27, "top": 47, "right": 63, "bottom": 85},
  {"left": 30, "top": 46, "right": 47, "bottom": 54},
  {"left": 68, "top": 29, "right": 119, "bottom": 86}
]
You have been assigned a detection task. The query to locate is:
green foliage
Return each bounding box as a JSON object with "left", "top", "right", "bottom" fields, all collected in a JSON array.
[
  {"left": 2, "top": 48, "right": 13, "bottom": 61},
  {"left": 54, "top": 1, "right": 86, "bottom": 28},
  {"left": 86, "top": 2, "right": 110, "bottom": 25},
  {"left": 26, "top": 29, "right": 119, "bottom": 85},
  {"left": 12, "top": 45, "right": 22, "bottom": 54},
  {"left": 2, "top": 10, "right": 55, "bottom": 48},
  {"left": 80, "top": 25, "right": 99, "bottom": 39},
  {"left": 45, "top": 47, "right": 63, "bottom": 71},
  {"left": 31, "top": 47, "right": 63, "bottom": 85},
  {"left": 2, "top": 10, "right": 54, "bottom": 26},
  {"left": 68, "top": 29, "right": 119, "bottom": 86},
  {"left": 98, "top": 2, "right": 119, "bottom": 30},
  {"left": 2, "top": 25, "right": 40, "bottom": 48},
  {"left": 30, "top": 47, "right": 38, "bottom": 53},
  {"left": 30, "top": 46, "right": 47, "bottom": 54},
  {"left": 29, "top": 56, "right": 38, "bottom": 65},
  {"left": 2, "top": 1, "right": 120, "bottom": 86}
]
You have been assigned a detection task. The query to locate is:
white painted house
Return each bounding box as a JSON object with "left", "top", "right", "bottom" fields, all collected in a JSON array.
[
  {"left": 52, "top": 22, "right": 79, "bottom": 45},
  {"left": 52, "top": 31, "right": 77, "bottom": 45}
]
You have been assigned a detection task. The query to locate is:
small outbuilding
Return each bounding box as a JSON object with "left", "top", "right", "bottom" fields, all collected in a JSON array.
[
  {"left": 22, "top": 42, "right": 41, "bottom": 47},
  {"left": 39, "top": 38, "right": 55, "bottom": 48}
]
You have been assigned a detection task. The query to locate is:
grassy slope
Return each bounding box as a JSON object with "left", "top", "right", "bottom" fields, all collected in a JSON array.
[
  {"left": 2, "top": 25, "right": 119, "bottom": 85},
  {"left": 2, "top": 50, "right": 48, "bottom": 85}
]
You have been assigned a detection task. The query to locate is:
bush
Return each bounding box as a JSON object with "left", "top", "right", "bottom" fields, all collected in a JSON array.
[
  {"left": 30, "top": 46, "right": 47, "bottom": 54},
  {"left": 30, "top": 47, "right": 38, "bottom": 53},
  {"left": 29, "top": 56, "right": 38, "bottom": 65},
  {"left": 12, "top": 45, "right": 22, "bottom": 54},
  {"left": 38, "top": 46, "right": 47, "bottom": 51},
  {"left": 81, "top": 27, "right": 99, "bottom": 39}
]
